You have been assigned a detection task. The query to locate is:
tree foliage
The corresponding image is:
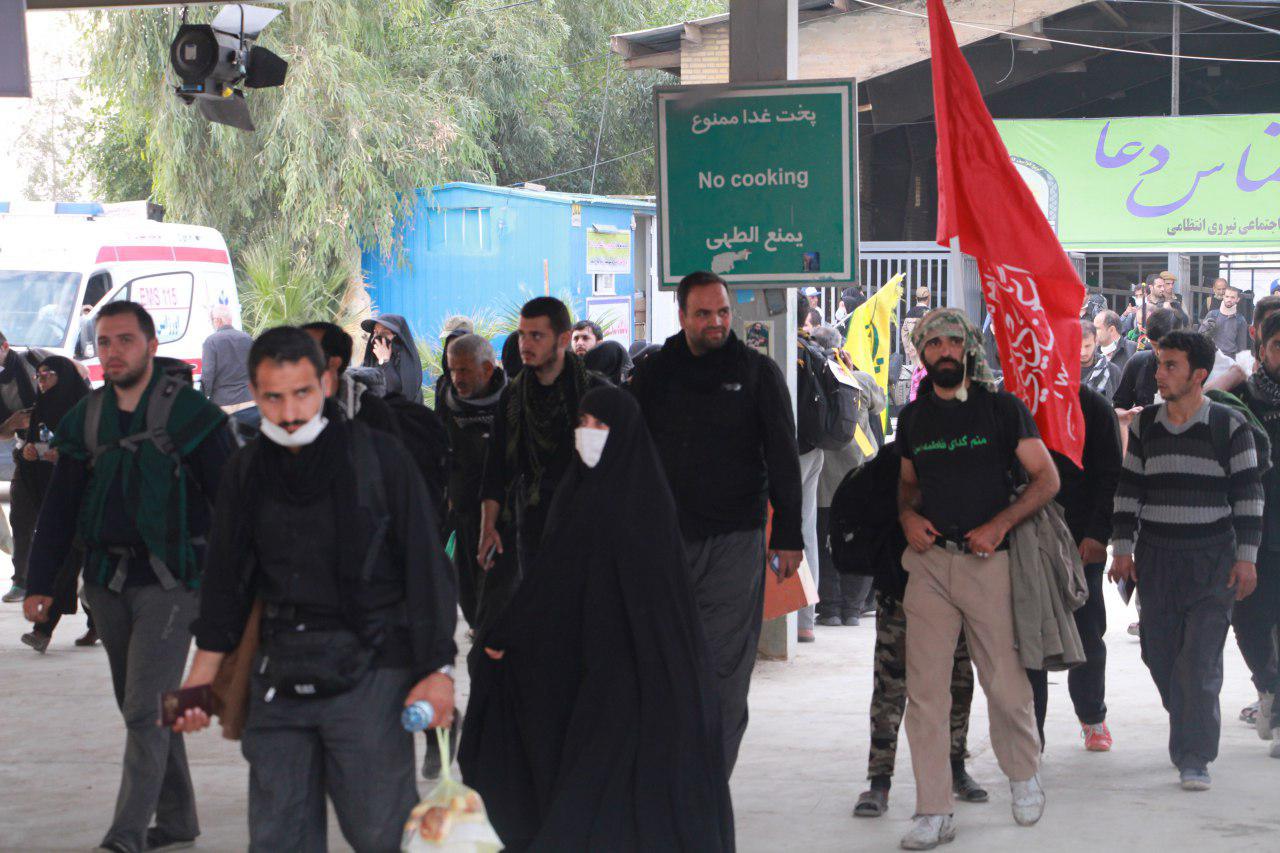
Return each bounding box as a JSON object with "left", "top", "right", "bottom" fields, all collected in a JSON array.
[{"left": 78, "top": 0, "right": 723, "bottom": 319}]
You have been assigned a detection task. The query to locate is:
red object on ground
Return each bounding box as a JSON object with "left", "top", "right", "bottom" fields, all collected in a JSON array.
[
  {"left": 928, "top": 0, "right": 1085, "bottom": 466},
  {"left": 1082, "top": 722, "right": 1114, "bottom": 752}
]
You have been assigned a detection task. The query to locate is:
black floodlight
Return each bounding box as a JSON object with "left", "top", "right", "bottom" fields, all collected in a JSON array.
[{"left": 169, "top": 4, "right": 288, "bottom": 132}]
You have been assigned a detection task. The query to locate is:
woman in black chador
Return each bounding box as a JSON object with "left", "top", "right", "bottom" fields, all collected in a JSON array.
[{"left": 460, "top": 385, "right": 734, "bottom": 851}]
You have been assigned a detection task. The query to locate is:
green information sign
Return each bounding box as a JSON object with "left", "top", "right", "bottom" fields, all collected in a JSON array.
[
  {"left": 997, "top": 114, "right": 1280, "bottom": 250},
  {"left": 656, "top": 80, "right": 857, "bottom": 287}
]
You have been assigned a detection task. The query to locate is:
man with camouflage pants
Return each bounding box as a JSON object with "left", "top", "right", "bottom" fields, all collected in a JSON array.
[{"left": 855, "top": 592, "right": 986, "bottom": 817}]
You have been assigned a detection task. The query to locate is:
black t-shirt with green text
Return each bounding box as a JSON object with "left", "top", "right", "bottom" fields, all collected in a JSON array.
[{"left": 897, "top": 384, "right": 1039, "bottom": 540}]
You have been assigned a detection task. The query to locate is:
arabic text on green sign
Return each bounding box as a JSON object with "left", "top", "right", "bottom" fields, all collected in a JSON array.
[
  {"left": 996, "top": 114, "right": 1280, "bottom": 250},
  {"left": 657, "top": 81, "right": 857, "bottom": 287}
]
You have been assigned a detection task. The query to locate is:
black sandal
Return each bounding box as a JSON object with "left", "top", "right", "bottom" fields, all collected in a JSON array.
[
  {"left": 853, "top": 788, "right": 888, "bottom": 817},
  {"left": 952, "top": 768, "right": 989, "bottom": 803}
]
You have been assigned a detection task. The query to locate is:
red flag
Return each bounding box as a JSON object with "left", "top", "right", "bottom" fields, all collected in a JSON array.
[{"left": 928, "top": 0, "right": 1084, "bottom": 465}]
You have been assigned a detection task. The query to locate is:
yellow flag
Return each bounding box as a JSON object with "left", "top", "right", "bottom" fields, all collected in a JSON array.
[{"left": 843, "top": 273, "right": 905, "bottom": 425}]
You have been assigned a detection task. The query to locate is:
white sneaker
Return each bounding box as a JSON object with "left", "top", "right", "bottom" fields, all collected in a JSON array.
[
  {"left": 1010, "top": 774, "right": 1046, "bottom": 826},
  {"left": 900, "top": 814, "right": 956, "bottom": 850},
  {"left": 1258, "top": 693, "right": 1275, "bottom": 740}
]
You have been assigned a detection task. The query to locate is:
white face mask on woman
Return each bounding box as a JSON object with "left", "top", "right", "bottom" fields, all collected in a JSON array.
[
  {"left": 259, "top": 408, "right": 329, "bottom": 448},
  {"left": 574, "top": 427, "right": 609, "bottom": 468}
]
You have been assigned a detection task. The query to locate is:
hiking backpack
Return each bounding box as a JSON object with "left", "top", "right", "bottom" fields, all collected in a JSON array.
[
  {"left": 83, "top": 357, "right": 196, "bottom": 468},
  {"left": 796, "top": 340, "right": 859, "bottom": 451}
]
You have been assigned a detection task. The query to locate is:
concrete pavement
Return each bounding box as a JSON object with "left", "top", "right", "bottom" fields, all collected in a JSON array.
[{"left": 1, "top": 555, "right": 1276, "bottom": 851}]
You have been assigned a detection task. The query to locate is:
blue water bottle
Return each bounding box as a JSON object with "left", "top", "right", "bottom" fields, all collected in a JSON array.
[{"left": 402, "top": 701, "right": 435, "bottom": 732}]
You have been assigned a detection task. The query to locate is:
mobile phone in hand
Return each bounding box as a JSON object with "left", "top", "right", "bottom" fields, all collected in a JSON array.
[
  {"left": 159, "top": 684, "right": 213, "bottom": 728},
  {"left": 768, "top": 553, "right": 782, "bottom": 578}
]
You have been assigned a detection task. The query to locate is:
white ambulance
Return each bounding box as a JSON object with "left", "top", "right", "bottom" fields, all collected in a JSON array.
[{"left": 0, "top": 201, "right": 243, "bottom": 385}]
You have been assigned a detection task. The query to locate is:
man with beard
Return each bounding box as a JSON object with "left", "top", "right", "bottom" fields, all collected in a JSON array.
[
  {"left": 895, "top": 308, "right": 1058, "bottom": 849},
  {"left": 23, "top": 301, "right": 230, "bottom": 853},
  {"left": 630, "top": 270, "right": 803, "bottom": 775},
  {"left": 1081, "top": 319, "right": 1122, "bottom": 401},
  {"left": 570, "top": 320, "right": 602, "bottom": 358},
  {"left": 1094, "top": 310, "right": 1135, "bottom": 371},
  {"left": 1200, "top": 285, "right": 1250, "bottom": 359},
  {"left": 174, "top": 327, "right": 457, "bottom": 850},
  {"left": 439, "top": 333, "right": 509, "bottom": 631},
  {"left": 1111, "top": 330, "right": 1261, "bottom": 791},
  {"left": 479, "top": 298, "right": 607, "bottom": 577},
  {"left": 1229, "top": 311, "right": 1280, "bottom": 754}
]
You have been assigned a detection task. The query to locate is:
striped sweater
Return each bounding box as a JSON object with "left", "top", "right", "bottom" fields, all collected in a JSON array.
[{"left": 1111, "top": 399, "right": 1264, "bottom": 563}]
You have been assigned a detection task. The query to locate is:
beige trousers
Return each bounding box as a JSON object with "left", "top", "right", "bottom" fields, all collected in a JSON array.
[{"left": 902, "top": 546, "right": 1040, "bottom": 814}]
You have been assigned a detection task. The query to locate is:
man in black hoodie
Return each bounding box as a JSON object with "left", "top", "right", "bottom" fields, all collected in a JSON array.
[
  {"left": 1026, "top": 384, "right": 1123, "bottom": 751},
  {"left": 629, "top": 270, "right": 803, "bottom": 774},
  {"left": 440, "top": 333, "right": 509, "bottom": 630}
]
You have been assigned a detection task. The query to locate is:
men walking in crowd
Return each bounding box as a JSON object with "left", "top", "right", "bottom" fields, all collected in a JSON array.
[
  {"left": 1026, "top": 384, "right": 1123, "bottom": 750},
  {"left": 570, "top": 320, "right": 602, "bottom": 357},
  {"left": 23, "top": 302, "right": 230, "bottom": 853},
  {"left": 1110, "top": 330, "right": 1263, "bottom": 790},
  {"left": 1115, "top": 307, "right": 1189, "bottom": 412},
  {"left": 1200, "top": 284, "right": 1250, "bottom": 359},
  {"left": 173, "top": 326, "right": 457, "bottom": 851},
  {"left": 1226, "top": 311, "right": 1280, "bottom": 754},
  {"left": 201, "top": 304, "right": 254, "bottom": 413},
  {"left": 895, "top": 308, "right": 1057, "bottom": 848},
  {"left": 479, "top": 297, "right": 607, "bottom": 577},
  {"left": 813, "top": 325, "right": 882, "bottom": 628},
  {"left": 1206, "top": 278, "right": 1228, "bottom": 315},
  {"left": 301, "top": 321, "right": 398, "bottom": 435},
  {"left": 906, "top": 286, "right": 932, "bottom": 320},
  {"left": 438, "top": 333, "right": 510, "bottom": 631},
  {"left": 795, "top": 322, "right": 828, "bottom": 644},
  {"left": 361, "top": 314, "right": 424, "bottom": 404},
  {"left": 1081, "top": 319, "right": 1122, "bottom": 401},
  {"left": 1094, "top": 310, "right": 1135, "bottom": 370},
  {"left": 1, "top": 328, "right": 38, "bottom": 602},
  {"left": 630, "top": 270, "right": 803, "bottom": 774}
]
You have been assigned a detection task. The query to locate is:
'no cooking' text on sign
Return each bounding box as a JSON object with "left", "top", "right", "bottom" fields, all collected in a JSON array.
[{"left": 656, "top": 80, "right": 858, "bottom": 288}]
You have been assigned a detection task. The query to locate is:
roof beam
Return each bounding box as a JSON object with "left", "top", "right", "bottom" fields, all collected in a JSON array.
[
  {"left": 1091, "top": 1, "right": 1129, "bottom": 29},
  {"left": 623, "top": 49, "right": 681, "bottom": 71},
  {"left": 683, "top": 22, "right": 702, "bottom": 44}
]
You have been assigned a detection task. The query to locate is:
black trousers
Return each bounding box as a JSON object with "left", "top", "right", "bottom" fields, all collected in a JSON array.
[
  {"left": 1026, "top": 562, "right": 1109, "bottom": 742},
  {"left": 815, "top": 508, "right": 873, "bottom": 620},
  {"left": 452, "top": 510, "right": 519, "bottom": 633},
  {"left": 1138, "top": 537, "right": 1235, "bottom": 770},
  {"left": 1233, "top": 548, "right": 1280, "bottom": 727}
]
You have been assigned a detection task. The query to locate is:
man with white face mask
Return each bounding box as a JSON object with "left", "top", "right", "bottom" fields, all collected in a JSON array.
[{"left": 173, "top": 326, "right": 458, "bottom": 851}]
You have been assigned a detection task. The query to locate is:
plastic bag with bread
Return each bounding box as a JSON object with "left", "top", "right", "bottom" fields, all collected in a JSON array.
[{"left": 401, "top": 728, "right": 502, "bottom": 852}]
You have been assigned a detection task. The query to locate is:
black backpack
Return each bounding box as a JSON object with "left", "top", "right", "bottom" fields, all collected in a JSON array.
[
  {"left": 1138, "top": 395, "right": 1273, "bottom": 478},
  {"left": 828, "top": 441, "right": 907, "bottom": 598},
  {"left": 796, "top": 340, "right": 859, "bottom": 451},
  {"left": 382, "top": 394, "right": 451, "bottom": 518}
]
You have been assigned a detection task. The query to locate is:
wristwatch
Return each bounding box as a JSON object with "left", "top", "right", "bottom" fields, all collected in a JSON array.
[{"left": 434, "top": 665, "right": 456, "bottom": 681}]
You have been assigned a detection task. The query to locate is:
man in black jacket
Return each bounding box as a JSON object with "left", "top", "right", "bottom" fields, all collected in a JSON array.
[
  {"left": 1113, "top": 307, "right": 1189, "bottom": 414},
  {"left": 1234, "top": 311, "right": 1280, "bottom": 752},
  {"left": 629, "top": 270, "right": 803, "bottom": 774},
  {"left": 479, "top": 297, "right": 608, "bottom": 577},
  {"left": 439, "top": 333, "right": 509, "bottom": 630},
  {"left": 1093, "top": 310, "right": 1135, "bottom": 371},
  {"left": 175, "top": 327, "right": 457, "bottom": 851},
  {"left": 1026, "top": 385, "right": 1123, "bottom": 751}
]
